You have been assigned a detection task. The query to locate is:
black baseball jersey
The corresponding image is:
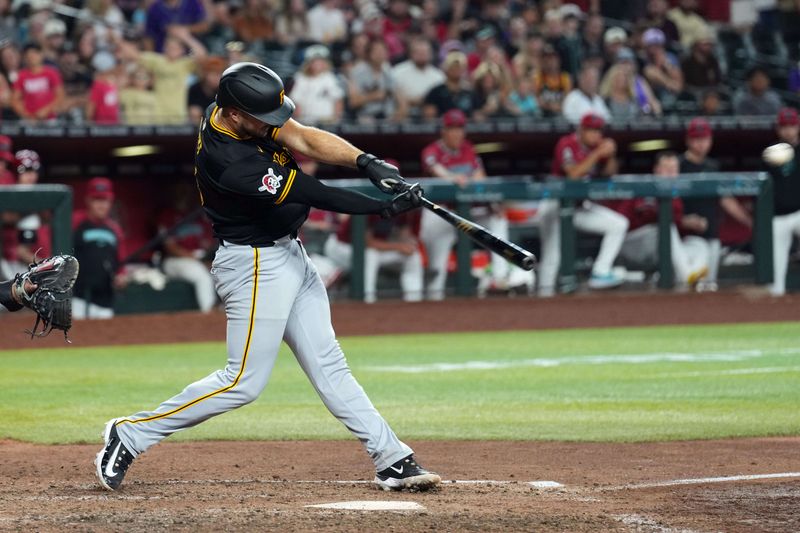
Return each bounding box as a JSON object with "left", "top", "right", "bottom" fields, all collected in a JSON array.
[
  {"left": 679, "top": 154, "right": 720, "bottom": 239},
  {"left": 195, "top": 104, "right": 388, "bottom": 247}
]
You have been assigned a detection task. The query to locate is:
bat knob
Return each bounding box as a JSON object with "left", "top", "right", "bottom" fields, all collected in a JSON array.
[{"left": 521, "top": 255, "right": 537, "bottom": 271}]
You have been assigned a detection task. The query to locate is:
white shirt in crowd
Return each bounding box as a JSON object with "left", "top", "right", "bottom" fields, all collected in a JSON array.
[
  {"left": 289, "top": 72, "right": 344, "bottom": 124},
  {"left": 307, "top": 4, "right": 347, "bottom": 44},
  {"left": 390, "top": 61, "right": 446, "bottom": 102},
  {"left": 562, "top": 89, "right": 612, "bottom": 124}
]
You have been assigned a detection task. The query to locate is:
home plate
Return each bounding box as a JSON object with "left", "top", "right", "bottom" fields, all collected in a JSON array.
[{"left": 305, "top": 501, "right": 426, "bottom": 511}]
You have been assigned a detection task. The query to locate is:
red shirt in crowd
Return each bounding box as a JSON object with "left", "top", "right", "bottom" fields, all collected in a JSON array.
[
  {"left": 88, "top": 79, "right": 120, "bottom": 124},
  {"left": 421, "top": 139, "right": 484, "bottom": 177},
  {"left": 0, "top": 168, "right": 15, "bottom": 185},
  {"left": 551, "top": 132, "right": 608, "bottom": 178},
  {"left": 13, "top": 66, "right": 63, "bottom": 118}
]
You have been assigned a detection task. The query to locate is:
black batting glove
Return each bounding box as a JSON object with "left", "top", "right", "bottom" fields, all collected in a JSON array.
[
  {"left": 380, "top": 183, "right": 423, "bottom": 219},
  {"left": 357, "top": 153, "right": 409, "bottom": 195}
]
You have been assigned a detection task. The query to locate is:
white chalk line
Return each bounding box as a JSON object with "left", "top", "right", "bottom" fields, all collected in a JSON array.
[
  {"left": 364, "top": 348, "right": 800, "bottom": 374},
  {"left": 607, "top": 472, "right": 800, "bottom": 491},
  {"left": 659, "top": 365, "right": 800, "bottom": 378}
]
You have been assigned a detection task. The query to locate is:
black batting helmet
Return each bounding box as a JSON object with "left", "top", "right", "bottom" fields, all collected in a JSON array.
[{"left": 216, "top": 62, "right": 295, "bottom": 126}]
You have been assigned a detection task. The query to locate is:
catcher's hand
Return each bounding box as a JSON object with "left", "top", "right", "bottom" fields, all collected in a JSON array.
[{"left": 14, "top": 254, "right": 79, "bottom": 341}]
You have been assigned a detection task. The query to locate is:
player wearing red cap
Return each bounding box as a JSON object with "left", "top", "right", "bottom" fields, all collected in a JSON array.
[
  {"left": 72, "top": 177, "right": 126, "bottom": 319},
  {"left": 537, "top": 112, "right": 629, "bottom": 295},
  {"left": 420, "top": 109, "right": 534, "bottom": 298},
  {"left": 679, "top": 117, "right": 753, "bottom": 291},
  {"left": 766, "top": 108, "right": 800, "bottom": 295}
]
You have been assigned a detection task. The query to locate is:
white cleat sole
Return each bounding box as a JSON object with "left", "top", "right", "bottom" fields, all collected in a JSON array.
[
  {"left": 373, "top": 473, "right": 442, "bottom": 492},
  {"left": 95, "top": 418, "right": 119, "bottom": 491}
]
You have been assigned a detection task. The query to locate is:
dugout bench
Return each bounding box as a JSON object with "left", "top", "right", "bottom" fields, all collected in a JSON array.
[{"left": 334, "top": 172, "right": 773, "bottom": 299}]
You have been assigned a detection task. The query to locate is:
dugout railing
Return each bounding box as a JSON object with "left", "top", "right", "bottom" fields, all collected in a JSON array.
[{"left": 334, "top": 172, "right": 773, "bottom": 299}]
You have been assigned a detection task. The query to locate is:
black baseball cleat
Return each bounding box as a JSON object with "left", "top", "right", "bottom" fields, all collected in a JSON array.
[
  {"left": 374, "top": 454, "right": 441, "bottom": 491},
  {"left": 95, "top": 419, "right": 135, "bottom": 491}
]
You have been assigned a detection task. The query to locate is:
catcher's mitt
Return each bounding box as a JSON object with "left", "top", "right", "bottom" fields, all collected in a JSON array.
[{"left": 14, "top": 254, "right": 79, "bottom": 341}]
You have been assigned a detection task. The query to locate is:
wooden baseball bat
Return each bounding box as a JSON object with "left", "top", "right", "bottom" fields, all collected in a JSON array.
[{"left": 420, "top": 197, "right": 536, "bottom": 271}]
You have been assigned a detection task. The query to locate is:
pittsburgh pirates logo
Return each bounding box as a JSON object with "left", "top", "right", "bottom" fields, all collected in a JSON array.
[
  {"left": 279, "top": 89, "right": 284, "bottom": 105},
  {"left": 259, "top": 168, "right": 283, "bottom": 194}
]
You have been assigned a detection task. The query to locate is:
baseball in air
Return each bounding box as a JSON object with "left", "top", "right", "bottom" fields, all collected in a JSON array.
[{"left": 762, "top": 143, "right": 795, "bottom": 166}]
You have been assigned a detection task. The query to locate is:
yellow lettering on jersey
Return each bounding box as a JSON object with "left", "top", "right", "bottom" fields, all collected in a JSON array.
[{"left": 272, "top": 151, "right": 290, "bottom": 167}]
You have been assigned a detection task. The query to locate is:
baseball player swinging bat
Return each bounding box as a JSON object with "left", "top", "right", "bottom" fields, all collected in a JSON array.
[{"left": 419, "top": 196, "right": 536, "bottom": 271}]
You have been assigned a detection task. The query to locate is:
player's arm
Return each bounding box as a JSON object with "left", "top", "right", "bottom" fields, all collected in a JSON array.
[
  {"left": 720, "top": 196, "right": 753, "bottom": 228},
  {"left": 275, "top": 118, "right": 362, "bottom": 168},
  {"left": 218, "top": 154, "right": 418, "bottom": 217}
]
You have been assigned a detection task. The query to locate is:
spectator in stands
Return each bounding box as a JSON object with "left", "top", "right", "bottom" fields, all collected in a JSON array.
[
  {"left": 603, "top": 27, "right": 628, "bottom": 71},
  {"left": 419, "top": 109, "right": 533, "bottom": 299},
  {"left": 581, "top": 13, "right": 606, "bottom": 61},
  {"left": 158, "top": 185, "right": 216, "bottom": 313},
  {"left": 699, "top": 88, "right": 722, "bottom": 116},
  {"left": 324, "top": 212, "right": 424, "bottom": 303},
  {"left": 467, "top": 25, "right": 499, "bottom": 74},
  {"left": 767, "top": 107, "right": 800, "bottom": 296},
  {"left": 382, "top": 0, "right": 413, "bottom": 62},
  {"left": 680, "top": 31, "right": 722, "bottom": 92},
  {"left": 600, "top": 48, "right": 661, "bottom": 119},
  {"left": 642, "top": 28, "right": 684, "bottom": 110},
  {"left": 733, "top": 66, "right": 783, "bottom": 116},
  {"left": 119, "top": 26, "right": 206, "bottom": 124},
  {"left": 85, "top": 51, "right": 119, "bottom": 124},
  {"left": 615, "top": 151, "right": 709, "bottom": 287},
  {"left": 507, "top": 75, "right": 540, "bottom": 117},
  {"left": 307, "top": 0, "right": 347, "bottom": 45},
  {"left": 563, "top": 64, "right": 610, "bottom": 124},
  {"left": 79, "top": 0, "right": 125, "bottom": 51},
  {"left": 533, "top": 44, "right": 571, "bottom": 117},
  {"left": 512, "top": 31, "right": 544, "bottom": 80},
  {"left": 537, "top": 113, "right": 628, "bottom": 295},
  {"left": 392, "top": 37, "right": 445, "bottom": 120},
  {"left": 639, "top": 0, "right": 680, "bottom": 49},
  {"left": 668, "top": 0, "right": 712, "bottom": 51},
  {"left": 348, "top": 38, "right": 395, "bottom": 123},
  {"left": 274, "top": 0, "right": 311, "bottom": 47},
  {"left": 289, "top": 45, "right": 344, "bottom": 124},
  {"left": 119, "top": 66, "right": 157, "bottom": 125},
  {"left": 678, "top": 118, "right": 751, "bottom": 292},
  {"left": 1, "top": 43, "right": 21, "bottom": 92},
  {"left": 145, "top": 0, "right": 209, "bottom": 53},
  {"left": 40, "top": 18, "right": 67, "bottom": 65},
  {"left": 231, "top": 0, "right": 275, "bottom": 43},
  {"left": 11, "top": 43, "right": 64, "bottom": 122},
  {"left": 0, "top": 72, "right": 9, "bottom": 120},
  {"left": 72, "top": 177, "right": 125, "bottom": 319},
  {"left": 57, "top": 42, "right": 92, "bottom": 122},
  {"left": 188, "top": 56, "right": 225, "bottom": 125},
  {"left": 423, "top": 51, "right": 475, "bottom": 119},
  {"left": 472, "top": 61, "right": 511, "bottom": 120},
  {"left": 557, "top": 3, "right": 584, "bottom": 79}
]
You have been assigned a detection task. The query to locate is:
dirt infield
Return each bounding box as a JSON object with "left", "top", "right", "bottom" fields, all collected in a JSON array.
[
  {"left": 1, "top": 438, "right": 798, "bottom": 532},
  {"left": 1, "top": 291, "right": 799, "bottom": 531}
]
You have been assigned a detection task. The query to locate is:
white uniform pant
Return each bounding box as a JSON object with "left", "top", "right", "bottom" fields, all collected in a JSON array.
[
  {"left": 618, "top": 224, "right": 707, "bottom": 283},
  {"left": 324, "top": 235, "right": 423, "bottom": 303},
  {"left": 162, "top": 256, "right": 217, "bottom": 313},
  {"left": 682, "top": 237, "right": 721, "bottom": 283},
  {"left": 116, "top": 238, "right": 412, "bottom": 470},
  {"left": 537, "top": 200, "right": 629, "bottom": 295},
  {"left": 771, "top": 209, "right": 800, "bottom": 295},
  {"left": 72, "top": 297, "right": 115, "bottom": 319},
  {"left": 419, "top": 207, "right": 517, "bottom": 300}
]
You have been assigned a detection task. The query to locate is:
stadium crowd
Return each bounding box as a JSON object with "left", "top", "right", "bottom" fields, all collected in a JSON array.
[{"left": 0, "top": 0, "right": 799, "bottom": 125}]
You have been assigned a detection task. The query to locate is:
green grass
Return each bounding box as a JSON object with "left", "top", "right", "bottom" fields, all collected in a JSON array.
[{"left": 1, "top": 322, "right": 799, "bottom": 444}]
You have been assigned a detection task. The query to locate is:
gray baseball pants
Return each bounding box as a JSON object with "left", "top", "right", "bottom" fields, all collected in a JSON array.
[{"left": 115, "top": 236, "right": 412, "bottom": 470}]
